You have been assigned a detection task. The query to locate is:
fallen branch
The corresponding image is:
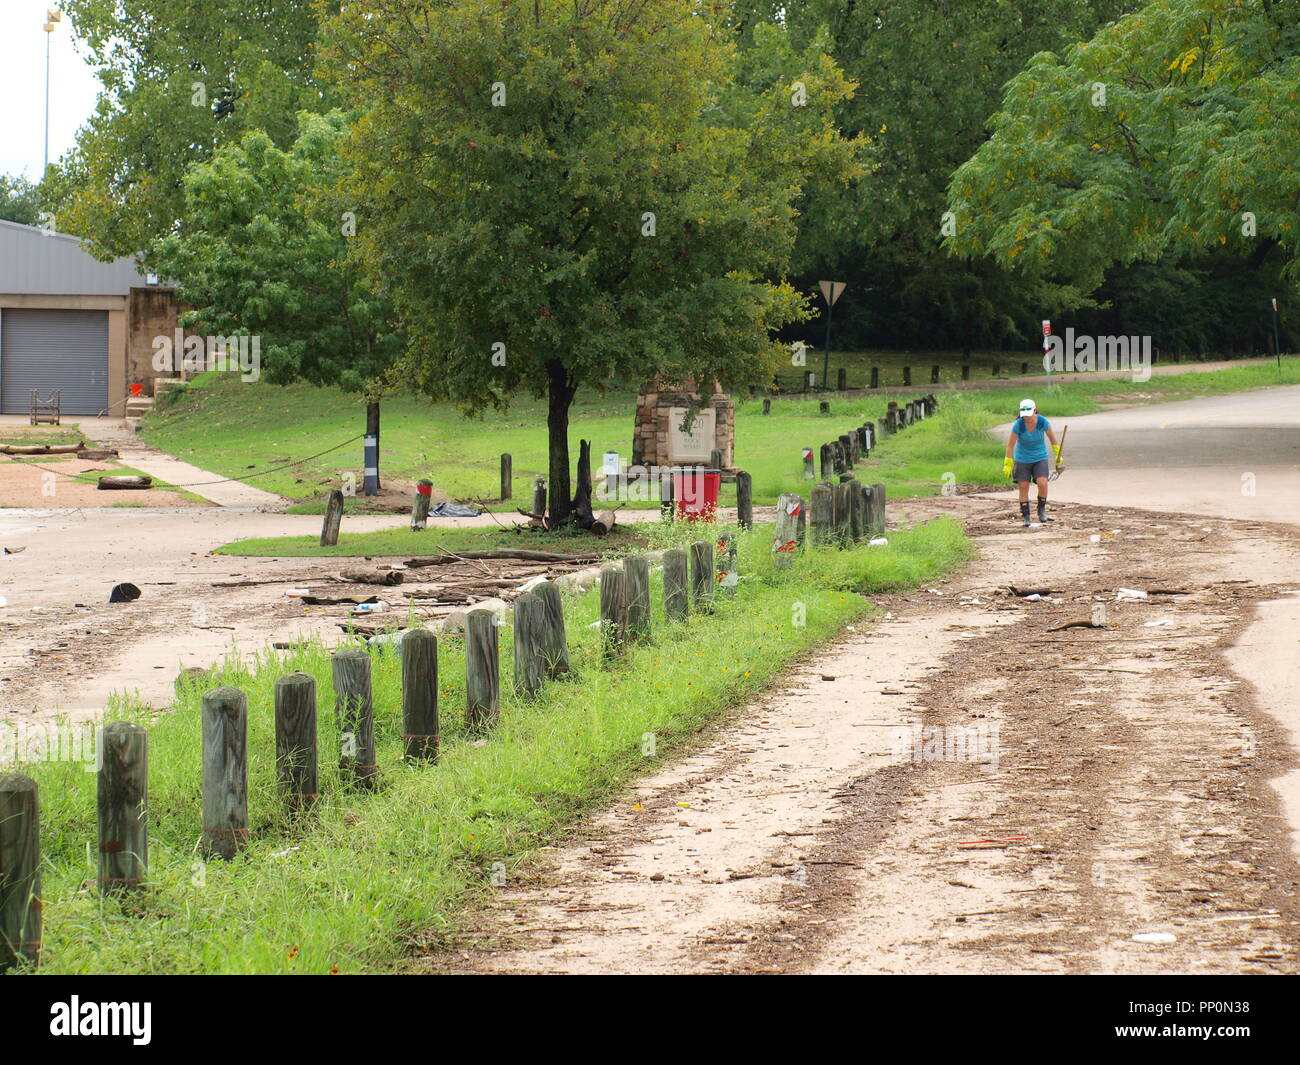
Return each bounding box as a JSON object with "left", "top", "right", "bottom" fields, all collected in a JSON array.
[{"left": 404, "top": 549, "right": 602, "bottom": 566}]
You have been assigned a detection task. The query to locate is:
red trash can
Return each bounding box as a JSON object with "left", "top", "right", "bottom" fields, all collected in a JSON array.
[{"left": 673, "top": 467, "right": 721, "bottom": 522}]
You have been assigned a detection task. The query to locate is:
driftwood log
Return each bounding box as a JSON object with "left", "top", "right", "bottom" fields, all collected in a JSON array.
[{"left": 97, "top": 475, "right": 153, "bottom": 490}]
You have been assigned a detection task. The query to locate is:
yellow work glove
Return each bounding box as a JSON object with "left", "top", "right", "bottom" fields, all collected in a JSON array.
[
  {"left": 1003, "top": 457, "right": 1014, "bottom": 479},
  {"left": 1052, "top": 445, "right": 1062, "bottom": 466}
]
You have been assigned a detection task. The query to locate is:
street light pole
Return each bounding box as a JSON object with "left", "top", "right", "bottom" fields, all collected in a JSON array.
[{"left": 43, "top": 9, "right": 63, "bottom": 176}]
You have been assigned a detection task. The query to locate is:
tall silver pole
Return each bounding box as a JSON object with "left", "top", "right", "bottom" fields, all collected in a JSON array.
[{"left": 44, "top": 30, "right": 51, "bottom": 174}]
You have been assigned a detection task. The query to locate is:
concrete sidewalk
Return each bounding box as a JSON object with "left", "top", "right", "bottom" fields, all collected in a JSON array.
[{"left": 1, "top": 414, "right": 286, "bottom": 508}]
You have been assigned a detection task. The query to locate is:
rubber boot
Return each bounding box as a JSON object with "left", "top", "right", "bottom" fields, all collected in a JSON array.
[
  {"left": 1037, "top": 498, "right": 1049, "bottom": 524},
  {"left": 1019, "top": 501, "right": 1031, "bottom": 527}
]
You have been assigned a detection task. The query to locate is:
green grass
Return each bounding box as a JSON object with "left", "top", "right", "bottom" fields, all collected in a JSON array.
[
  {"left": 10, "top": 517, "right": 970, "bottom": 975},
  {"left": 218, "top": 523, "right": 649, "bottom": 558},
  {"left": 142, "top": 358, "right": 1300, "bottom": 513},
  {"left": 0, "top": 427, "right": 89, "bottom": 448}
]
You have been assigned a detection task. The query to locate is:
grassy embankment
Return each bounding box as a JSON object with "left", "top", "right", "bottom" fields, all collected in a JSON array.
[{"left": 13, "top": 517, "right": 970, "bottom": 974}]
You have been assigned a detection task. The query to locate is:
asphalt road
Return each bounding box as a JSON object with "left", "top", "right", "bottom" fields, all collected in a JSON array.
[{"left": 994, "top": 384, "right": 1300, "bottom": 524}]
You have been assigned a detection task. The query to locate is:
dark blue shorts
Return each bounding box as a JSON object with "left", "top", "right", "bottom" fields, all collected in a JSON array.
[{"left": 1013, "top": 458, "right": 1050, "bottom": 482}]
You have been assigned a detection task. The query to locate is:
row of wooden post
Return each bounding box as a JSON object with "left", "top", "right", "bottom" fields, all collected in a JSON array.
[
  {"left": 598, "top": 539, "right": 732, "bottom": 656},
  {"left": 0, "top": 533, "right": 751, "bottom": 970}
]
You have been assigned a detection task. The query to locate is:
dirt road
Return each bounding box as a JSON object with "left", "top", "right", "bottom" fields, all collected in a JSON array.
[{"left": 431, "top": 495, "right": 1300, "bottom": 975}]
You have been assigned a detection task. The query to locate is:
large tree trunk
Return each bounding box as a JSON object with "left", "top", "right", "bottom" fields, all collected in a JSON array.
[{"left": 546, "top": 360, "right": 576, "bottom": 526}]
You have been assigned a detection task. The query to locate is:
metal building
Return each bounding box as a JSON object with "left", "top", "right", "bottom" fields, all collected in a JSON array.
[{"left": 0, "top": 219, "right": 176, "bottom": 417}]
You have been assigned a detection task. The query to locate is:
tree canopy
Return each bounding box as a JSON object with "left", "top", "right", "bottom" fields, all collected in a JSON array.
[
  {"left": 947, "top": 0, "right": 1300, "bottom": 298},
  {"left": 323, "top": 0, "right": 860, "bottom": 522},
  {"left": 150, "top": 110, "right": 401, "bottom": 395},
  {"left": 47, "top": 0, "right": 332, "bottom": 259}
]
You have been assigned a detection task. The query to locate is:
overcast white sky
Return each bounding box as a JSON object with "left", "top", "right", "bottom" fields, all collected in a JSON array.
[{"left": 0, "top": 2, "right": 103, "bottom": 179}]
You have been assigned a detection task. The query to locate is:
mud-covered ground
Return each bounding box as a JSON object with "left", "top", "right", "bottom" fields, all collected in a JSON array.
[{"left": 423, "top": 495, "right": 1300, "bottom": 975}]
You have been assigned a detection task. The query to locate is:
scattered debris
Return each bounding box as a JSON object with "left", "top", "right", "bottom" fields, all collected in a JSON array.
[
  {"left": 108, "top": 582, "right": 141, "bottom": 603},
  {"left": 1131, "top": 932, "right": 1176, "bottom": 944},
  {"left": 337, "top": 568, "right": 404, "bottom": 586},
  {"left": 1116, "top": 588, "right": 1148, "bottom": 601},
  {"left": 1048, "top": 618, "right": 1108, "bottom": 632},
  {"left": 3, "top": 546, "right": 25, "bottom": 554}
]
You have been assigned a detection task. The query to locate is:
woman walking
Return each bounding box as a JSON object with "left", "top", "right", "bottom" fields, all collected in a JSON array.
[{"left": 1003, "top": 398, "right": 1062, "bottom": 527}]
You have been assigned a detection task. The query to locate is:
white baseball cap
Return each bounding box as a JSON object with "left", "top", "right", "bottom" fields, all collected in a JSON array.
[{"left": 1019, "top": 398, "right": 1036, "bottom": 415}]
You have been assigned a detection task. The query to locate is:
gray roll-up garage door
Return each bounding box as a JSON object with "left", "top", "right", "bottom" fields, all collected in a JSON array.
[{"left": 1, "top": 309, "right": 109, "bottom": 415}]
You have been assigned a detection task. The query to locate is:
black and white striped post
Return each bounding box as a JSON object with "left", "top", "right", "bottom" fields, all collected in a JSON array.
[{"left": 363, "top": 401, "right": 380, "bottom": 497}]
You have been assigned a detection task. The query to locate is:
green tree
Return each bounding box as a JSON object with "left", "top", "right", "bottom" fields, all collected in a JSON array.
[
  {"left": 46, "top": 0, "right": 332, "bottom": 258},
  {"left": 733, "top": 0, "right": 1134, "bottom": 350},
  {"left": 0, "top": 175, "right": 45, "bottom": 227},
  {"left": 947, "top": 0, "right": 1300, "bottom": 297},
  {"left": 150, "top": 111, "right": 403, "bottom": 491},
  {"left": 323, "top": 0, "right": 859, "bottom": 524}
]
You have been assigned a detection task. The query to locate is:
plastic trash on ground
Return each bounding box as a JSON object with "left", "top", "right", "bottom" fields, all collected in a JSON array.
[
  {"left": 868, "top": 537, "right": 888, "bottom": 547},
  {"left": 1116, "top": 588, "right": 1148, "bottom": 601}
]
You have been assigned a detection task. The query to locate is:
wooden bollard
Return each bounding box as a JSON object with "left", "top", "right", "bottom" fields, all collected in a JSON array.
[
  {"left": 802, "top": 447, "right": 815, "bottom": 480},
  {"left": 837, "top": 367, "right": 847, "bottom": 391},
  {"left": 98, "top": 722, "right": 148, "bottom": 893},
  {"left": 465, "top": 609, "right": 500, "bottom": 730},
  {"left": 736, "top": 470, "right": 753, "bottom": 530},
  {"left": 804, "top": 370, "right": 814, "bottom": 392},
  {"left": 831, "top": 440, "right": 844, "bottom": 474},
  {"left": 810, "top": 483, "right": 833, "bottom": 547},
  {"left": 690, "top": 540, "right": 715, "bottom": 610},
  {"left": 1021, "top": 361, "right": 1030, "bottom": 374},
  {"left": 849, "top": 430, "right": 861, "bottom": 464},
  {"left": 870, "top": 366, "right": 879, "bottom": 389},
  {"left": 773, "top": 494, "right": 801, "bottom": 569},
  {"left": 531, "top": 478, "right": 547, "bottom": 522},
  {"left": 858, "top": 483, "right": 874, "bottom": 537},
  {"left": 819, "top": 443, "right": 833, "bottom": 482},
  {"left": 869, "top": 482, "right": 887, "bottom": 535},
  {"left": 838, "top": 434, "right": 855, "bottom": 468},
  {"left": 201, "top": 686, "right": 249, "bottom": 859},
  {"left": 762, "top": 398, "right": 771, "bottom": 415},
  {"left": 961, "top": 364, "right": 971, "bottom": 381},
  {"left": 410, "top": 479, "right": 433, "bottom": 530},
  {"left": 0, "top": 773, "right": 40, "bottom": 972},
  {"left": 624, "top": 555, "right": 652, "bottom": 641},
  {"left": 857, "top": 426, "right": 870, "bottom": 457},
  {"left": 818, "top": 400, "right": 830, "bottom": 415},
  {"left": 903, "top": 366, "right": 911, "bottom": 386},
  {"left": 710, "top": 448, "right": 724, "bottom": 473},
  {"left": 513, "top": 593, "right": 546, "bottom": 697},
  {"left": 275, "top": 672, "right": 318, "bottom": 810},
  {"left": 532, "top": 582, "right": 571, "bottom": 678},
  {"left": 332, "top": 649, "right": 378, "bottom": 788},
  {"left": 662, "top": 548, "right": 689, "bottom": 621},
  {"left": 931, "top": 365, "right": 940, "bottom": 384},
  {"left": 992, "top": 362, "right": 1001, "bottom": 377},
  {"left": 320, "top": 488, "right": 344, "bottom": 547},
  {"left": 500, "top": 453, "right": 512, "bottom": 500},
  {"left": 848, "top": 479, "right": 865, "bottom": 541},
  {"left": 833, "top": 481, "right": 853, "bottom": 543},
  {"left": 401, "top": 629, "right": 439, "bottom": 761},
  {"left": 599, "top": 563, "right": 628, "bottom": 656},
  {"left": 716, "top": 531, "right": 738, "bottom": 595}
]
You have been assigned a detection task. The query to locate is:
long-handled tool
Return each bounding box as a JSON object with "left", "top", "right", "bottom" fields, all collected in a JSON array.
[{"left": 1049, "top": 425, "right": 1068, "bottom": 481}]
